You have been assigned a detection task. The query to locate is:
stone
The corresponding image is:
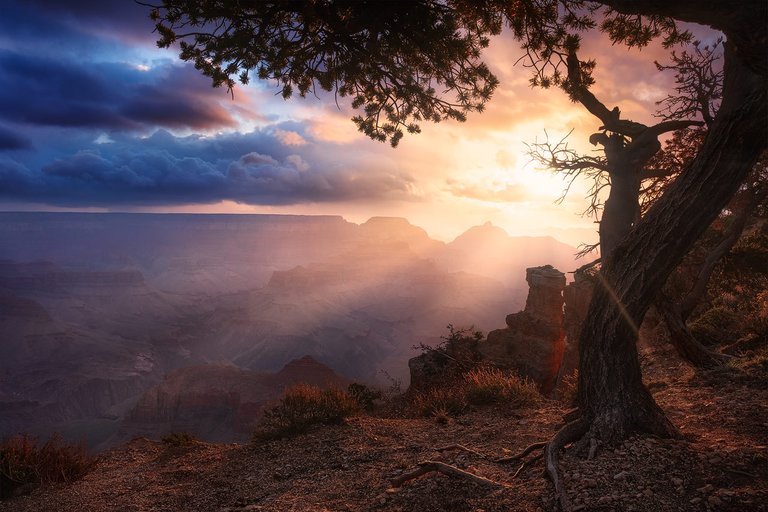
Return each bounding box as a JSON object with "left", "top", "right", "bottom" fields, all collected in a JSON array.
[
  {"left": 480, "top": 265, "right": 566, "bottom": 392},
  {"left": 613, "top": 471, "right": 631, "bottom": 480},
  {"left": 407, "top": 333, "right": 481, "bottom": 392},
  {"left": 707, "top": 496, "right": 722, "bottom": 507},
  {"left": 557, "top": 270, "right": 594, "bottom": 382}
]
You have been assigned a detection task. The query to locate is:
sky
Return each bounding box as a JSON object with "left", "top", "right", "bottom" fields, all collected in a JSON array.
[{"left": 0, "top": 1, "right": 721, "bottom": 246}]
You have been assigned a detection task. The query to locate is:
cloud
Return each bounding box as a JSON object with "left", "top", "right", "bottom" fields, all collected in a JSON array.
[
  {"left": 0, "top": 49, "right": 235, "bottom": 132},
  {"left": 0, "top": 127, "right": 416, "bottom": 207},
  {"left": 274, "top": 129, "right": 308, "bottom": 146},
  {"left": 0, "top": 125, "right": 30, "bottom": 151},
  {"left": 446, "top": 180, "right": 530, "bottom": 203}
]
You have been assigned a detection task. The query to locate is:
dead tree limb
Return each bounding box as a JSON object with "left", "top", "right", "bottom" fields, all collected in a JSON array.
[
  {"left": 390, "top": 461, "right": 506, "bottom": 489},
  {"left": 435, "top": 444, "right": 488, "bottom": 459},
  {"left": 512, "top": 452, "right": 543, "bottom": 478}
]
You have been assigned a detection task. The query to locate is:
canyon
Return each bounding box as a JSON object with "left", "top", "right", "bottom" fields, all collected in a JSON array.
[{"left": 0, "top": 212, "right": 579, "bottom": 448}]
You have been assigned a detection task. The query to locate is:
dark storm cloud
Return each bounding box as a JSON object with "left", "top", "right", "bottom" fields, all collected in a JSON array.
[
  {"left": 0, "top": 125, "right": 30, "bottom": 151},
  {"left": 0, "top": 1, "right": 416, "bottom": 208},
  {"left": 0, "top": 128, "right": 416, "bottom": 206},
  {"left": 8, "top": 0, "right": 155, "bottom": 44},
  {"left": 0, "top": 49, "right": 234, "bottom": 131}
]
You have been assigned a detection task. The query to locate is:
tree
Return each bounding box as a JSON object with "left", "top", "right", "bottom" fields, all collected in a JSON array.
[
  {"left": 529, "top": 37, "right": 748, "bottom": 368},
  {"left": 145, "top": 1, "right": 767, "bottom": 509},
  {"left": 527, "top": 49, "right": 702, "bottom": 260}
]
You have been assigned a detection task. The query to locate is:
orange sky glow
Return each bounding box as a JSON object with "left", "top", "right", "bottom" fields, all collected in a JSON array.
[{"left": 148, "top": 25, "right": 719, "bottom": 248}]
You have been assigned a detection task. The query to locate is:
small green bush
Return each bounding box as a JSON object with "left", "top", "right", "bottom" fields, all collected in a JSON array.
[
  {"left": 0, "top": 433, "right": 96, "bottom": 500},
  {"left": 253, "top": 384, "right": 358, "bottom": 440},
  {"left": 161, "top": 431, "right": 199, "bottom": 447},
  {"left": 463, "top": 367, "right": 541, "bottom": 406}
]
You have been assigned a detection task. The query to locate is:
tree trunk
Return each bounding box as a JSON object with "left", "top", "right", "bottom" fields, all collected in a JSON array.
[
  {"left": 577, "top": 41, "right": 767, "bottom": 443},
  {"left": 600, "top": 164, "right": 640, "bottom": 258},
  {"left": 656, "top": 189, "right": 762, "bottom": 367},
  {"left": 657, "top": 299, "right": 723, "bottom": 367}
]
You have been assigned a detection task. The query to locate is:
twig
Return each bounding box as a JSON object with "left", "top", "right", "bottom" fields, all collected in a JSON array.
[
  {"left": 435, "top": 444, "right": 488, "bottom": 459},
  {"left": 390, "top": 461, "right": 506, "bottom": 488},
  {"left": 724, "top": 468, "right": 758, "bottom": 478}
]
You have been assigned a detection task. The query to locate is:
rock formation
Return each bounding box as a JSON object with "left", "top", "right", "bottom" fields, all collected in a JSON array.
[
  {"left": 408, "top": 333, "right": 482, "bottom": 392},
  {"left": 479, "top": 265, "right": 567, "bottom": 393},
  {"left": 556, "top": 271, "right": 595, "bottom": 387}
]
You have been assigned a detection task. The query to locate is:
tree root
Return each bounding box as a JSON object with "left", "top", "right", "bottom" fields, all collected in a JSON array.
[
  {"left": 394, "top": 417, "right": 592, "bottom": 508},
  {"left": 512, "top": 452, "right": 543, "bottom": 478},
  {"left": 390, "top": 460, "right": 506, "bottom": 489},
  {"left": 545, "top": 418, "right": 590, "bottom": 512},
  {"left": 587, "top": 437, "right": 598, "bottom": 460},
  {"left": 494, "top": 441, "right": 547, "bottom": 463}
]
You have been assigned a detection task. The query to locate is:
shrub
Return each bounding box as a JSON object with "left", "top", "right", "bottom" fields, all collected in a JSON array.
[
  {"left": 726, "top": 346, "right": 768, "bottom": 378},
  {"left": 161, "top": 431, "right": 199, "bottom": 447},
  {"left": 253, "top": 384, "right": 358, "bottom": 440},
  {"left": 463, "top": 367, "right": 541, "bottom": 406},
  {"left": 0, "top": 433, "right": 96, "bottom": 500},
  {"left": 689, "top": 306, "right": 742, "bottom": 345},
  {"left": 347, "top": 383, "right": 382, "bottom": 412}
]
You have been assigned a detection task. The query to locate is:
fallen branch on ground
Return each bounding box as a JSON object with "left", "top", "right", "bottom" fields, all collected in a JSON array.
[
  {"left": 390, "top": 460, "right": 506, "bottom": 488},
  {"left": 435, "top": 444, "right": 489, "bottom": 459}
]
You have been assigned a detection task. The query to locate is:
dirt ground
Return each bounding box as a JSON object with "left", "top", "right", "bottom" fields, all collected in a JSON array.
[{"left": 2, "top": 339, "right": 766, "bottom": 512}]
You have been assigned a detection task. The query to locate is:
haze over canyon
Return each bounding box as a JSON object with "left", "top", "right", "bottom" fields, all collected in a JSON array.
[{"left": 0, "top": 212, "right": 579, "bottom": 448}]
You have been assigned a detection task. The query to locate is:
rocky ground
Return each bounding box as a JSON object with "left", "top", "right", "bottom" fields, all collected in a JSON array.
[{"left": 2, "top": 339, "right": 766, "bottom": 512}]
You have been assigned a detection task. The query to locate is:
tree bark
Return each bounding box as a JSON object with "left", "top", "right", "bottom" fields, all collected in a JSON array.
[
  {"left": 577, "top": 39, "right": 767, "bottom": 443},
  {"left": 601, "top": 162, "right": 640, "bottom": 258},
  {"left": 657, "top": 184, "right": 766, "bottom": 366},
  {"left": 657, "top": 299, "right": 723, "bottom": 367}
]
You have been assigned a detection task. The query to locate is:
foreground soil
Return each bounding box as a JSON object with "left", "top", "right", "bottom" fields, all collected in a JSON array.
[{"left": 3, "top": 342, "right": 766, "bottom": 512}]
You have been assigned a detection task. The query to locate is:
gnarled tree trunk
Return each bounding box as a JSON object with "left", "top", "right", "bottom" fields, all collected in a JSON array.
[{"left": 577, "top": 40, "right": 767, "bottom": 443}]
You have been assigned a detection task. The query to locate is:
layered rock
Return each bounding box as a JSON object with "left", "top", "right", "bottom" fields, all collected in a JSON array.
[
  {"left": 480, "top": 265, "right": 566, "bottom": 393},
  {"left": 557, "top": 271, "right": 595, "bottom": 386}
]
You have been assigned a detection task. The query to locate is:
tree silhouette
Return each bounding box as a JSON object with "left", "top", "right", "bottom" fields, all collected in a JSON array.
[{"left": 145, "top": 2, "right": 767, "bottom": 509}]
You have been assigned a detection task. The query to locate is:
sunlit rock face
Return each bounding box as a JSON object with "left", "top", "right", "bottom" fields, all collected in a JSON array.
[
  {"left": 481, "top": 265, "right": 566, "bottom": 393},
  {"left": 557, "top": 272, "right": 595, "bottom": 387}
]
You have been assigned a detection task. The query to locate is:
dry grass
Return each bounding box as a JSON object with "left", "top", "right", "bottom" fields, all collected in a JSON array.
[
  {"left": 463, "top": 367, "right": 541, "bottom": 406},
  {"left": 411, "top": 387, "right": 469, "bottom": 418},
  {"left": 0, "top": 433, "right": 96, "bottom": 500},
  {"left": 253, "top": 384, "right": 358, "bottom": 440},
  {"left": 411, "top": 367, "right": 540, "bottom": 419}
]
